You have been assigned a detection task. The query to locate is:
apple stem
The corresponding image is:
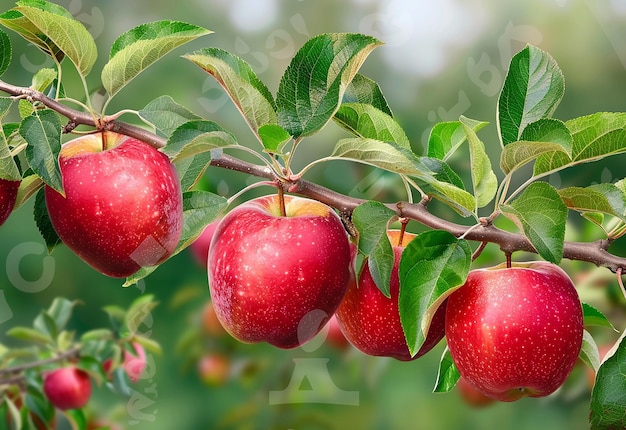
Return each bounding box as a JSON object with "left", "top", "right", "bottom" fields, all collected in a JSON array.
[
  {"left": 277, "top": 184, "right": 287, "bottom": 217},
  {"left": 505, "top": 252, "right": 512, "bottom": 268},
  {"left": 397, "top": 218, "right": 409, "bottom": 246}
]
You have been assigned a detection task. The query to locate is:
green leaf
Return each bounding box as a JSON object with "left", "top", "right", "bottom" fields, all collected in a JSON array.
[
  {"left": 342, "top": 73, "right": 392, "bottom": 116},
  {"left": 162, "top": 120, "right": 238, "bottom": 162},
  {"left": 277, "top": 33, "right": 382, "bottom": 139},
  {"left": 500, "top": 118, "right": 573, "bottom": 174},
  {"left": 498, "top": 44, "right": 564, "bottom": 146},
  {"left": 331, "top": 138, "right": 476, "bottom": 216},
  {"left": 138, "top": 95, "right": 202, "bottom": 138},
  {"left": 102, "top": 20, "right": 212, "bottom": 98},
  {"left": 500, "top": 181, "right": 567, "bottom": 263},
  {"left": 14, "top": 0, "right": 97, "bottom": 75},
  {"left": 174, "top": 151, "right": 212, "bottom": 192},
  {"left": 46, "top": 297, "right": 76, "bottom": 332},
  {"left": 4, "top": 396, "right": 21, "bottom": 430},
  {"left": 351, "top": 201, "right": 397, "bottom": 297},
  {"left": 433, "top": 347, "right": 460, "bottom": 393},
  {"left": 0, "top": 28, "right": 11, "bottom": 77},
  {"left": 427, "top": 118, "right": 488, "bottom": 161},
  {"left": 20, "top": 109, "right": 62, "bottom": 193},
  {"left": 399, "top": 230, "right": 471, "bottom": 357},
  {"left": 583, "top": 302, "right": 618, "bottom": 331},
  {"left": 0, "top": 8, "right": 64, "bottom": 63},
  {"left": 80, "top": 328, "right": 113, "bottom": 342},
  {"left": 123, "top": 295, "right": 158, "bottom": 337},
  {"left": 534, "top": 112, "right": 626, "bottom": 175},
  {"left": 580, "top": 329, "right": 601, "bottom": 372},
  {"left": 0, "top": 110, "right": 21, "bottom": 181},
  {"left": 124, "top": 190, "right": 227, "bottom": 286},
  {"left": 34, "top": 187, "right": 60, "bottom": 252},
  {"left": 14, "top": 174, "right": 43, "bottom": 210},
  {"left": 183, "top": 48, "right": 277, "bottom": 135},
  {"left": 64, "top": 408, "right": 87, "bottom": 430},
  {"left": 24, "top": 383, "right": 54, "bottom": 428},
  {"left": 6, "top": 326, "right": 52, "bottom": 344},
  {"left": 258, "top": 123, "right": 291, "bottom": 153},
  {"left": 334, "top": 103, "right": 410, "bottom": 148},
  {"left": 590, "top": 334, "right": 626, "bottom": 429},
  {"left": 33, "top": 310, "right": 56, "bottom": 340},
  {"left": 31, "top": 67, "right": 56, "bottom": 93},
  {"left": 460, "top": 116, "right": 497, "bottom": 208},
  {"left": 133, "top": 335, "right": 162, "bottom": 355},
  {"left": 559, "top": 184, "right": 626, "bottom": 221}
]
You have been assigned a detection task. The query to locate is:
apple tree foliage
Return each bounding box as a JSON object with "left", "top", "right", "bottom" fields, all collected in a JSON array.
[{"left": 0, "top": 0, "right": 624, "bottom": 428}]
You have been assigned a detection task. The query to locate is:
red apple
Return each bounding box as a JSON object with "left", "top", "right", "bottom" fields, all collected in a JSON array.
[
  {"left": 208, "top": 194, "right": 352, "bottom": 349},
  {"left": 189, "top": 221, "right": 220, "bottom": 269},
  {"left": 336, "top": 230, "right": 446, "bottom": 361},
  {"left": 43, "top": 367, "right": 92, "bottom": 410},
  {"left": 0, "top": 178, "right": 19, "bottom": 227},
  {"left": 123, "top": 342, "right": 147, "bottom": 383},
  {"left": 44, "top": 131, "right": 183, "bottom": 277},
  {"left": 197, "top": 354, "right": 230, "bottom": 386},
  {"left": 103, "top": 342, "right": 147, "bottom": 383},
  {"left": 445, "top": 261, "right": 584, "bottom": 402}
]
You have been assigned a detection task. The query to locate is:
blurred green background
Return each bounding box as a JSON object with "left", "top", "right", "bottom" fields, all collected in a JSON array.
[{"left": 1, "top": 0, "right": 625, "bottom": 428}]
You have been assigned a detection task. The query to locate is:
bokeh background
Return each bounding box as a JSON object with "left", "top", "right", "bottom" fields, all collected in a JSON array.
[{"left": 1, "top": 0, "right": 626, "bottom": 428}]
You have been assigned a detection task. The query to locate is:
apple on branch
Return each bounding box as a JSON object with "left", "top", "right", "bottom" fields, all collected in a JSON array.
[
  {"left": 336, "top": 230, "right": 446, "bottom": 361},
  {"left": 207, "top": 194, "right": 352, "bottom": 349},
  {"left": 445, "top": 261, "right": 584, "bottom": 402},
  {"left": 43, "top": 366, "right": 92, "bottom": 410},
  {"left": 44, "top": 131, "right": 183, "bottom": 278}
]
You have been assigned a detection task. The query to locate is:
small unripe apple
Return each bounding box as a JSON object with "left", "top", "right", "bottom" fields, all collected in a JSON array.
[
  {"left": 208, "top": 194, "right": 352, "bottom": 349},
  {"left": 44, "top": 131, "right": 183, "bottom": 277},
  {"left": 0, "top": 178, "right": 19, "bottom": 227},
  {"left": 446, "top": 261, "right": 583, "bottom": 402},
  {"left": 197, "top": 354, "right": 230, "bottom": 386},
  {"left": 43, "top": 367, "right": 92, "bottom": 410},
  {"left": 336, "top": 230, "right": 446, "bottom": 361}
]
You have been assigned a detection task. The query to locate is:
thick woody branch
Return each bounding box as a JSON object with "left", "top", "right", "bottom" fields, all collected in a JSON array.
[{"left": 1, "top": 81, "right": 625, "bottom": 273}]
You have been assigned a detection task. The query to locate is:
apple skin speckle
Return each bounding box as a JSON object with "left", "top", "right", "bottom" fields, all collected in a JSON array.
[
  {"left": 445, "top": 261, "right": 584, "bottom": 402},
  {"left": 208, "top": 195, "right": 352, "bottom": 349},
  {"left": 45, "top": 133, "right": 183, "bottom": 278}
]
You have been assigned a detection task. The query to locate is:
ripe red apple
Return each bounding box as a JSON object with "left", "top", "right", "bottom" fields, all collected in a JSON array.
[
  {"left": 44, "top": 131, "right": 183, "bottom": 277},
  {"left": 445, "top": 261, "right": 584, "bottom": 402},
  {"left": 189, "top": 221, "right": 220, "bottom": 269},
  {"left": 0, "top": 178, "right": 19, "bottom": 227},
  {"left": 335, "top": 230, "right": 446, "bottom": 361},
  {"left": 43, "top": 366, "right": 92, "bottom": 410},
  {"left": 208, "top": 194, "right": 352, "bottom": 349}
]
